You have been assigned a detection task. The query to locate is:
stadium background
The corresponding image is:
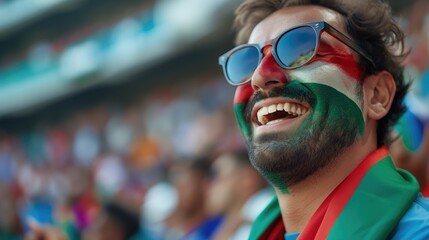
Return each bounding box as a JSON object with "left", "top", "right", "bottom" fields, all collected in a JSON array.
[{"left": 0, "top": 0, "right": 427, "bottom": 239}]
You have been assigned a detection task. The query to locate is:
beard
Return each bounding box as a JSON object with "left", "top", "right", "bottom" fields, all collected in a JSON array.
[
  {"left": 244, "top": 83, "right": 363, "bottom": 189},
  {"left": 247, "top": 117, "right": 359, "bottom": 188}
]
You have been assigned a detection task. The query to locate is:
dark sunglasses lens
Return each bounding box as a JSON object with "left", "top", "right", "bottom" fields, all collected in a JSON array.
[
  {"left": 276, "top": 26, "right": 317, "bottom": 68},
  {"left": 226, "top": 46, "right": 259, "bottom": 85}
]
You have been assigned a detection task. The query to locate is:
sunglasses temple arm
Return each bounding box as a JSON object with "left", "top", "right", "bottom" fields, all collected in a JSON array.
[{"left": 325, "top": 24, "right": 377, "bottom": 70}]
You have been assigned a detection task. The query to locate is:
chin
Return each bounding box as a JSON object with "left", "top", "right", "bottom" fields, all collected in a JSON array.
[{"left": 246, "top": 121, "right": 360, "bottom": 187}]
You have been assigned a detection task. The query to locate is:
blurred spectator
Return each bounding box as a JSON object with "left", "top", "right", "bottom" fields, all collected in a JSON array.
[
  {"left": 391, "top": 112, "right": 429, "bottom": 194},
  {"left": 82, "top": 201, "right": 140, "bottom": 240},
  {"left": 141, "top": 181, "right": 177, "bottom": 239},
  {"left": 24, "top": 201, "right": 139, "bottom": 240},
  {"left": 163, "top": 157, "right": 222, "bottom": 240},
  {"left": 389, "top": 0, "right": 429, "bottom": 195},
  {"left": 94, "top": 154, "right": 127, "bottom": 201},
  {"left": 0, "top": 184, "right": 21, "bottom": 240},
  {"left": 207, "top": 150, "right": 272, "bottom": 240},
  {"left": 0, "top": 75, "right": 238, "bottom": 239}
]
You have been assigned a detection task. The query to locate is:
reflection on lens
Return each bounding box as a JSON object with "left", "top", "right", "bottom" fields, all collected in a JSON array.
[
  {"left": 276, "top": 26, "right": 317, "bottom": 68},
  {"left": 226, "top": 46, "right": 259, "bottom": 85}
]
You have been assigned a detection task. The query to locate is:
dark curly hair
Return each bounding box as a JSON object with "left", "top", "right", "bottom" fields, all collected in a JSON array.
[{"left": 234, "top": 0, "right": 409, "bottom": 147}]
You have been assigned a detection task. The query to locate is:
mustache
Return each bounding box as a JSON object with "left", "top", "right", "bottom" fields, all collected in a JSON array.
[{"left": 244, "top": 83, "right": 315, "bottom": 121}]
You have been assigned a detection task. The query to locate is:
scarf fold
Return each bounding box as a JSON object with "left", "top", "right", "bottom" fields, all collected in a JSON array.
[{"left": 250, "top": 147, "right": 420, "bottom": 240}]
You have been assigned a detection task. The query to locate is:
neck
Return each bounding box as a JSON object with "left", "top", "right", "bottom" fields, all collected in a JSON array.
[{"left": 276, "top": 138, "right": 376, "bottom": 233}]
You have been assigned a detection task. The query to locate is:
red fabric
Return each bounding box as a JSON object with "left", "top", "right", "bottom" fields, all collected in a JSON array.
[
  {"left": 422, "top": 182, "right": 429, "bottom": 197},
  {"left": 298, "top": 147, "right": 389, "bottom": 239},
  {"left": 257, "top": 147, "right": 390, "bottom": 240},
  {"left": 259, "top": 216, "right": 285, "bottom": 240}
]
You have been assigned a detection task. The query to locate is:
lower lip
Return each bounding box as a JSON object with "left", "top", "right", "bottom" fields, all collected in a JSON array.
[{"left": 253, "top": 114, "right": 307, "bottom": 136}]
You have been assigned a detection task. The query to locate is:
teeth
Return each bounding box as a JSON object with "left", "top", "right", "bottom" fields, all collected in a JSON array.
[
  {"left": 284, "top": 103, "right": 290, "bottom": 112},
  {"left": 257, "top": 107, "right": 269, "bottom": 125},
  {"left": 290, "top": 104, "right": 296, "bottom": 116},
  {"left": 268, "top": 105, "right": 277, "bottom": 113},
  {"left": 256, "top": 102, "right": 309, "bottom": 125}
]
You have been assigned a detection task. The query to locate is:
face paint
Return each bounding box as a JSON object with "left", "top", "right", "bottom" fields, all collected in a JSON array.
[
  {"left": 233, "top": 42, "right": 366, "bottom": 192},
  {"left": 312, "top": 38, "right": 364, "bottom": 81},
  {"left": 291, "top": 61, "right": 365, "bottom": 126},
  {"left": 234, "top": 83, "right": 254, "bottom": 141}
]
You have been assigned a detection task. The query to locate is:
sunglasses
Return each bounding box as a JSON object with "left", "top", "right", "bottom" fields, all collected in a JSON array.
[{"left": 218, "top": 21, "right": 376, "bottom": 86}]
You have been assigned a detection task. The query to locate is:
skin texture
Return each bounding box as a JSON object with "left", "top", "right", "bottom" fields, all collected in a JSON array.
[{"left": 231, "top": 5, "right": 396, "bottom": 233}]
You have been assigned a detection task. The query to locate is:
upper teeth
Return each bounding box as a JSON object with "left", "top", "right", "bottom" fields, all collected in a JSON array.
[{"left": 257, "top": 102, "right": 308, "bottom": 125}]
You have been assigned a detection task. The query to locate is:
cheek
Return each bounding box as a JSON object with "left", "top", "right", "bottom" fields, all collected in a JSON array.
[
  {"left": 234, "top": 83, "right": 254, "bottom": 105},
  {"left": 234, "top": 84, "right": 254, "bottom": 140},
  {"left": 291, "top": 61, "right": 364, "bottom": 116},
  {"left": 306, "top": 83, "right": 366, "bottom": 136}
]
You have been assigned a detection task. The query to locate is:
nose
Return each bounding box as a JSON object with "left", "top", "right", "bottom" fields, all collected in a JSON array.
[{"left": 251, "top": 45, "right": 288, "bottom": 91}]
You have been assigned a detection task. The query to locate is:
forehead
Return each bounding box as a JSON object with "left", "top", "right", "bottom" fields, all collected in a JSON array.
[{"left": 248, "top": 5, "right": 346, "bottom": 44}]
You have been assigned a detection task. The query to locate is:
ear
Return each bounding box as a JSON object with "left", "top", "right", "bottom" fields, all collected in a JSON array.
[{"left": 363, "top": 71, "right": 396, "bottom": 120}]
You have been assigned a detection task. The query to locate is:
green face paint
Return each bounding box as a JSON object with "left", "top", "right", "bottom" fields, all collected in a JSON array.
[
  {"left": 234, "top": 77, "right": 365, "bottom": 193},
  {"left": 234, "top": 103, "right": 252, "bottom": 141}
]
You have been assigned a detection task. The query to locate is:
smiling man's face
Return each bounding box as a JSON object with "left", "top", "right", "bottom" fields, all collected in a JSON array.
[{"left": 233, "top": 6, "right": 367, "bottom": 192}]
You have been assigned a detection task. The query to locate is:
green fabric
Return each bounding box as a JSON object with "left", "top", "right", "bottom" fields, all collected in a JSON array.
[
  {"left": 249, "top": 197, "right": 282, "bottom": 240},
  {"left": 327, "top": 157, "right": 419, "bottom": 239},
  {"left": 249, "top": 151, "right": 419, "bottom": 240}
]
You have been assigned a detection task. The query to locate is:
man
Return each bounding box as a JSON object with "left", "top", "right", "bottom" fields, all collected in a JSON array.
[
  {"left": 206, "top": 150, "right": 272, "bottom": 240},
  {"left": 218, "top": 0, "right": 429, "bottom": 239}
]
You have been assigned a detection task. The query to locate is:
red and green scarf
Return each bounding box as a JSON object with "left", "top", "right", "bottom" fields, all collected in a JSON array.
[{"left": 249, "top": 147, "right": 420, "bottom": 240}]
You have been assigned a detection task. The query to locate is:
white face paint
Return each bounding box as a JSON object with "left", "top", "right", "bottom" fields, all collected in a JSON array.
[{"left": 290, "top": 61, "right": 363, "bottom": 113}]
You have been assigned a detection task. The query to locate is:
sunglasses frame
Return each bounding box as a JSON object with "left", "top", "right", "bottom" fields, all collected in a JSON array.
[{"left": 219, "top": 21, "right": 377, "bottom": 86}]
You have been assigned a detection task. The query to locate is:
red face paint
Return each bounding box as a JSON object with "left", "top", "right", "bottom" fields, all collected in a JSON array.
[
  {"left": 234, "top": 83, "right": 254, "bottom": 105},
  {"left": 255, "top": 50, "right": 289, "bottom": 83},
  {"left": 310, "top": 40, "right": 364, "bottom": 81}
]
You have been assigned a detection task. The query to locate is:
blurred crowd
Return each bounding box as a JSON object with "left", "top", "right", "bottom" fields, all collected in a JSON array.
[
  {"left": 0, "top": 76, "right": 266, "bottom": 240},
  {"left": 391, "top": 0, "right": 429, "bottom": 194},
  {"left": 0, "top": 0, "right": 429, "bottom": 240}
]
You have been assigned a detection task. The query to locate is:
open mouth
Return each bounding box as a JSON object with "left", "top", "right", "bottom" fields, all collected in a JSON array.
[{"left": 255, "top": 101, "right": 309, "bottom": 126}]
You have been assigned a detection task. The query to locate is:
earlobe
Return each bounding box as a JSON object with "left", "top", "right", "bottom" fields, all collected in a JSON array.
[{"left": 363, "top": 71, "right": 396, "bottom": 120}]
